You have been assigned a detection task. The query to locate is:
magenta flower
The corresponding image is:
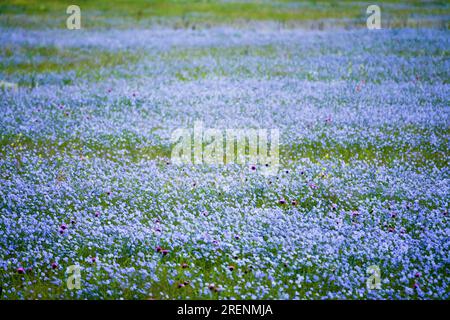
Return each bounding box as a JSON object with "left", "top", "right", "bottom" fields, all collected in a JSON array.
[{"left": 17, "top": 267, "right": 25, "bottom": 274}]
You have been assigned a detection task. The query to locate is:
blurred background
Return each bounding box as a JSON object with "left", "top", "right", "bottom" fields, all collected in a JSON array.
[{"left": 1, "top": 0, "right": 449, "bottom": 29}]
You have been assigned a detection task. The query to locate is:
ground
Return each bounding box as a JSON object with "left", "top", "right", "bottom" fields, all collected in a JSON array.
[{"left": 0, "top": 1, "right": 449, "bottom": 299}]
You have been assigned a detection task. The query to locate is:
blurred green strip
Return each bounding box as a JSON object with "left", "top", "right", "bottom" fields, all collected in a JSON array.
[{"left": 0, "top": 0, "right": 449, "bottom": 29}]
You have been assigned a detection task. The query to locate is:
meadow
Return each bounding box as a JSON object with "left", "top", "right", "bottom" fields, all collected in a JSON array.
[{"left": 0, "top": 1, "right": 449, "bottom": 299}]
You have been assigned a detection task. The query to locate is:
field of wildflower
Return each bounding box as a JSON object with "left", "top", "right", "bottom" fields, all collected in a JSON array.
[{"left": 0, "top": 1, "right": 449, "bottom": 300}]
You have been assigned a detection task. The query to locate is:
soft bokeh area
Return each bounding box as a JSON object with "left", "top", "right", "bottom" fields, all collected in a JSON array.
[{"left": 0, "top": 1, "right": 449, "bottom": 299}]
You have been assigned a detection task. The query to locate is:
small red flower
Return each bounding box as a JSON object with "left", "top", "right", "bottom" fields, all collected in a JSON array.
[
  {"left": 17, "top": 267, "right": 25, "bottom": 274},
  {"left": 51, "top": 262, "right": 58, "bottom": 270}
]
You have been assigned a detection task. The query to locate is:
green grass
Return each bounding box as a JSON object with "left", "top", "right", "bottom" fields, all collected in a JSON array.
[
  {"left": 0, "top": 45, "right": 144, "bottom": 86},
  {"left": 0, "top": 46, "right": 141, "bottom": 74},
  {"left": 0, "top": 133, "right": 171, "bottom": 164},
  {"left": 0, "top": 0, "right": 449, "bottom": 29}
]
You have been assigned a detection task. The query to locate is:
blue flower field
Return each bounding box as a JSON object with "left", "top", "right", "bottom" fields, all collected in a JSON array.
[{"left": 0, "top": 1, "right": 449, "bottom": 300}]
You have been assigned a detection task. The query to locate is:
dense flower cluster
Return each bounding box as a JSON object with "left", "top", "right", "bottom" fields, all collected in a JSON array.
[{"left": 0, "top": 26, "right": 448, "bottom": 299}]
